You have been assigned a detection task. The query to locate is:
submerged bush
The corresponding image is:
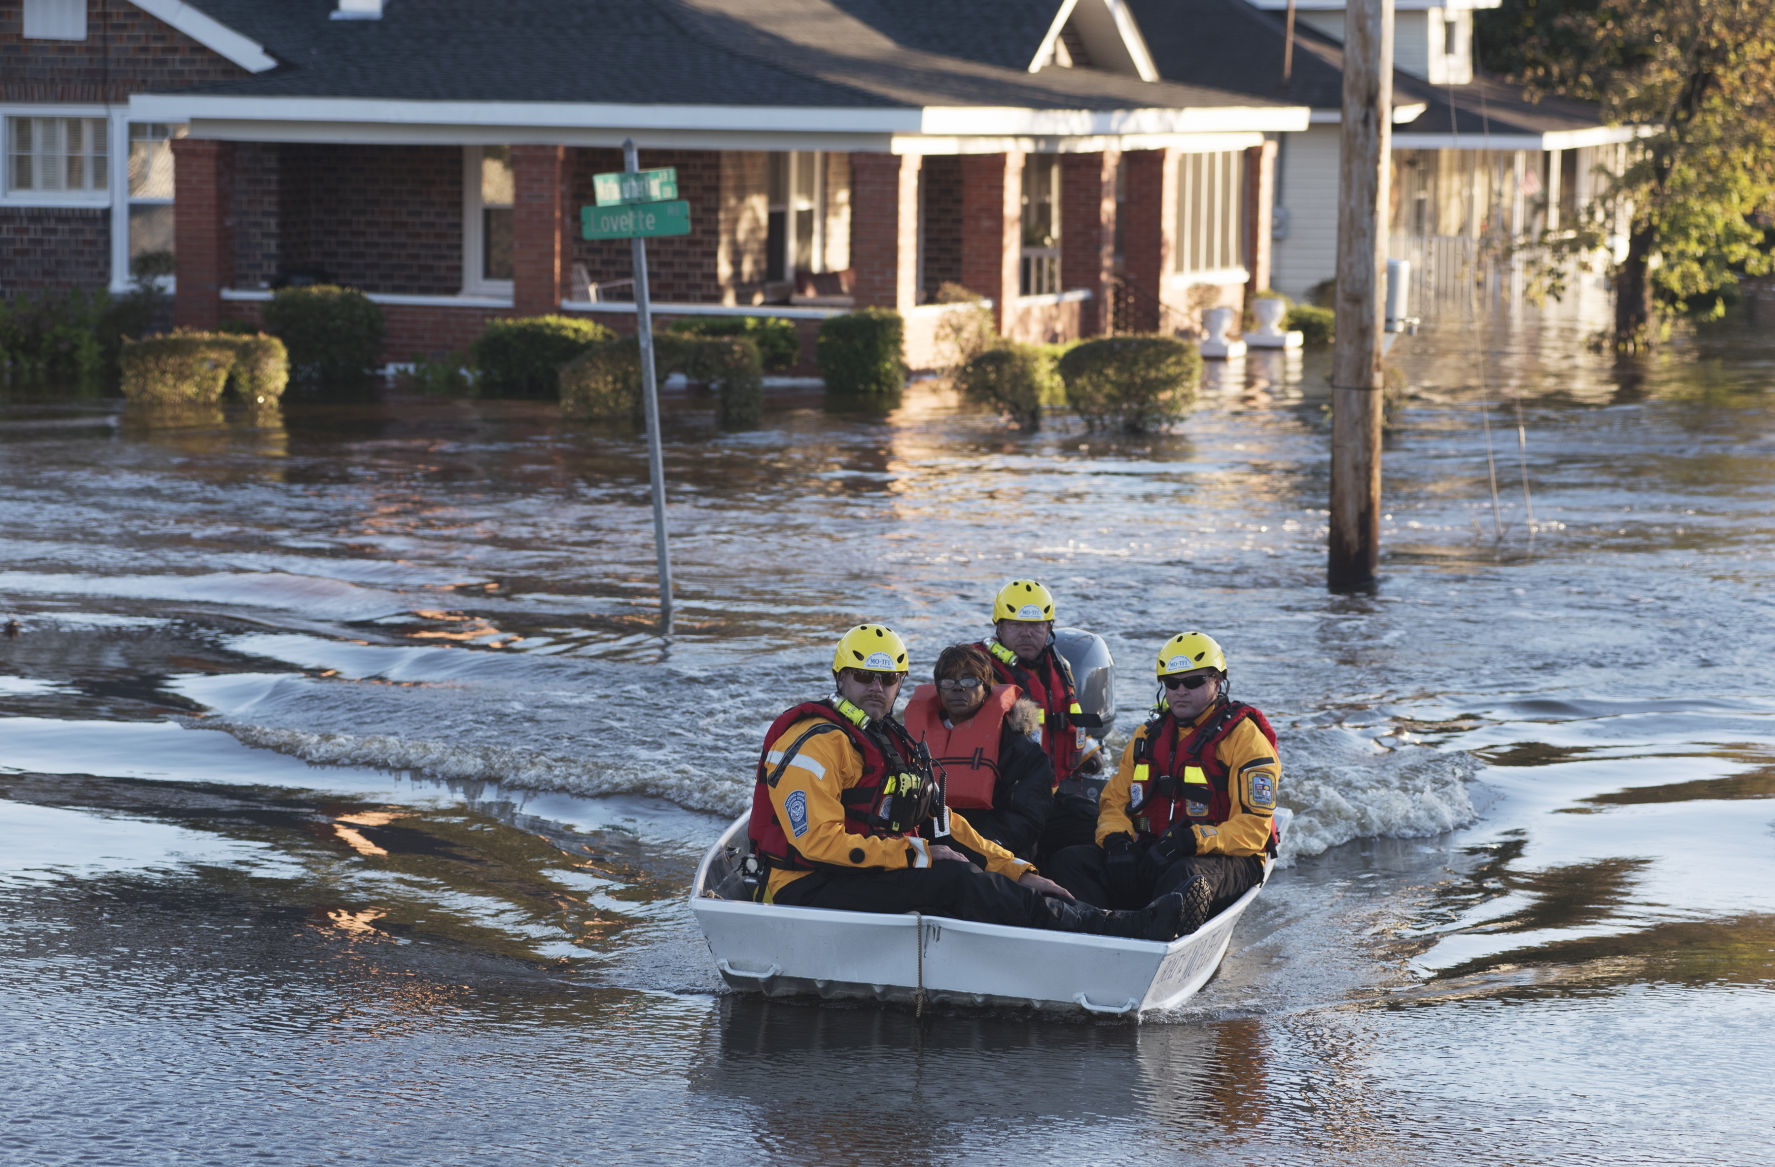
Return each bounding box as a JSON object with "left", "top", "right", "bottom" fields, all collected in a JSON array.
[
  {"left": 932, "top": 283, "right": 996, "bottom": 372},
  {"left": 956, "top": 342, "right": 1062, "bottom": 430},
  {"left": 1285, "top": 304, "right": 1335, "bottom": 346},
  {"left": 260, "top": 285, "right": 384, "bottom": 388},
  {"left": 816, "top": 309, "right": 905, "bottom": 401},
  {"left": 471, "top": 315, "right": 614, "bottom": 398},
  {"left": 0, "top": 288, "right": 109, "bottom": 392},
  {"left": 559, "top": 333, "right": 764, "bottom": 429},
  {"left": 665, "top": 315, "right": 797, "bottom": 373},
  {"left": 119, "top": 331, "right": 289, "bottom": 406},
  {"left": 1058, "top": 335, "right": 1200, "bottom": 433}
]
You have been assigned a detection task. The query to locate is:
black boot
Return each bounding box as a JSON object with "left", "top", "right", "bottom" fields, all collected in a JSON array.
[
  {"left": 1178, "top": 875, "right": 1214, "bottom": 935},
  {"left": 1042, "top": 892, "right": 1185, "bottom": 942}
]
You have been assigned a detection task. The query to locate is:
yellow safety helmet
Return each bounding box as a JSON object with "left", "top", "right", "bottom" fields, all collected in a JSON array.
[
  {"left": 831, "top": 623, "right": 910, "bottom": 674},
  {"left": 992, "top": 579, "right": 1056, "bottom": 624},
  {"left": 1156, "top": 631, "right": 1227, "bottom": 677}
]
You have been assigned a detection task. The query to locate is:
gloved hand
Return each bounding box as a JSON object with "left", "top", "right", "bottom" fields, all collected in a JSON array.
[
  {"left": 1103, "top": 833, "right": 1139, "bottom": 907},
  {"left": 1139, "top": 821, "right": 1197, "bottom": 884}
]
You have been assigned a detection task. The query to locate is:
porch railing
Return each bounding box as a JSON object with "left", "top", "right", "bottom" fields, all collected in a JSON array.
[{"left": 1019, "top": 247, "right": 1061, "bottom": 297}]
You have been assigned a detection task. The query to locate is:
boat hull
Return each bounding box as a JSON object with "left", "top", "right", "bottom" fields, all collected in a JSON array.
[{"left": 690, "top": 814, "right": 1265, "bottom": 1017}]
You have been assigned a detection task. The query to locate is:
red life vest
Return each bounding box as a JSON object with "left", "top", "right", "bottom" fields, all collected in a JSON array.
[
  {"left": 976, "top": 638, "right": 1084, "bottom": 782},
  {"left": 1127, "top": 700, "right": 1279, "bottom": 849},
  {"left": 746, "top": 699, "right": 923, "bottom": 872},
  {"left": 902, "top": 683, "right": 1020, "bottom": 810}
]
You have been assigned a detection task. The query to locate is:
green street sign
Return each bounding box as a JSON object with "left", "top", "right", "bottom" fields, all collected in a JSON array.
[
  {"left": 581, "top": 200, "right": 691, "bottom": 240},
  {"left": 593, "top": 167, "right": 678, "bottom": 206}
]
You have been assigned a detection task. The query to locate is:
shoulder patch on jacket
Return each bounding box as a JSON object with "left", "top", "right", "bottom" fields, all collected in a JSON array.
[{"left": 784, "top": 790, "right": 810, "bottom": 837}]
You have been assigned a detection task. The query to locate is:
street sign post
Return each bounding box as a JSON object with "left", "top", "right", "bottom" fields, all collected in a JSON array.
[
  {"left": 581, "top": 145, "right": 689, "bottom": 635},
  {"left": 580, "top": 200, "right": 691, "bottom": 240}
]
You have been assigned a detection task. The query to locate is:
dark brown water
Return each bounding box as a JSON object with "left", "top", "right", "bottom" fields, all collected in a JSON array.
[{"left": 3, "top": 298, "right": 1772, "bottom": 1164}]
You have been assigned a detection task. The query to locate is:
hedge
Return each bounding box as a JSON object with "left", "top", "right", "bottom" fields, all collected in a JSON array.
[
  {"left": 0, "top": 288, "right": 108, "bottom": 391},
  {"left": 665, "top": 315, "right": 797, "bottom": 373},
  {"left": 471, "top": 315, "right": 615, "bottom": 398},
  {"left": 1057, "top": 335, "right": 1201, "bottom": 433},
  {"left": 260, "top": 285, "right": 384, "bottom": 388},
  {"left": 1284, "top": 304, "right": 1335, "bottom": 346},
  {"left": 956, "top": 342, "right": 1062, "bottom": 431},
  {"left": 816, "top": 309, "right": 905, "bottom": 401},
  {"left": 118, "top": 332, "right": 289, "bottom": 406},
  {"left": 559, "top": 333, "right": 764, "bottom": 428}
]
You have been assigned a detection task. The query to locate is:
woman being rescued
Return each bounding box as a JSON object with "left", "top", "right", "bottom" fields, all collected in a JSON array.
[{"left": 902, "top": 644, "right": 1053, "bottom": 862}]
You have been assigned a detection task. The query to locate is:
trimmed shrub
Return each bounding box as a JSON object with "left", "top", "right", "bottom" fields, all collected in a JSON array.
[
  {"left": 471, "top": 314, "right": 614, "bottom": 398},
  {"left": 932, "top": 282, "right": 996, "bottom": 371},
  {"left": 1058, "top": 335, "right": 1201, "bottom": 433},
  {"left": 816, "top": 308, "right": 905, "bottom": 401},
  {"left": 119, "top": 332, "right": 290, "bottom": 406},
  {"left": 1285, "top": 304, "right": 1335, "bottom": 345},
  {"left": 0, "top": 288, "right": 109, "bottom": 391},
  {"left": 956, "top": 342, "right": 1062, "bottom": 431},
  {"left": 665, "top": 315, "right": 797, "bottom": 373},
  {"left": 559, "top": 333, "right": 764, "bottom": 429},
  {"left": 260, "top": 285, "right": 384, "bottom": 388}
]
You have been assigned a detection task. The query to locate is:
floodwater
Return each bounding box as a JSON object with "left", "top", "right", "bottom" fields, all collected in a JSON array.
[{"left": 2, "top": 294, "right": 1772, "bottom": 1165}]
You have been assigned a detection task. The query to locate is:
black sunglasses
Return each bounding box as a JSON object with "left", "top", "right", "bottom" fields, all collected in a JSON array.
[
  {"left": 1162, "top": 673, "right": 1214, "bottom": 691},
  {"left": 842, "top": 668, "right": 905, "bottom": 688}
]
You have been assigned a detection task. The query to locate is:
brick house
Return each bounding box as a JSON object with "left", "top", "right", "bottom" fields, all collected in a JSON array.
[{"left": 4, "top": 0, "right": 1309, "bottom": 369}]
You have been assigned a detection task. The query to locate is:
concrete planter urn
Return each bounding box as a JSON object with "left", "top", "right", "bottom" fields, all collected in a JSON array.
[
  {"left": 1197, "top": 305, "right": 1246, "bottom": 359},
  {"left": 1247, "top": 297, "right": 1304, "bottom": 349}
]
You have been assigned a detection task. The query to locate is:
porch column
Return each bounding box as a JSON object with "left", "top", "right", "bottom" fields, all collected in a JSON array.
[
  {"left": 1244, "top": 140, "right": 1278, "bottom": 300},
  {"left": 960, "top": 152, "right": 1023, "bottom": 334},
  {"left": 1061, "top": 149, "right": 1118, "bottom": 336},
  {"left": 511, "top": 144, "right": 565, "bottom": 316},
  {"left": 171, "top": 138, "right": 233, "bottom": 331},
  {"left": 1121, "top": 148, "right": 1177, "bottom": 334},
  {"left": 850, "top": 153, "right": 921, "bottom": 312}
]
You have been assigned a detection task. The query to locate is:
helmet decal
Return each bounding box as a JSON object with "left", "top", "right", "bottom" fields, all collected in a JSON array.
[
  {"left": 863, "top": 650, "right": 896, "bottom": 670},
  {"left": 1017, "top": 603, "right": 1044, "bottom": 619},
  {"left": 1165, "top": 654, "right": 1191, "bottom": 672}
]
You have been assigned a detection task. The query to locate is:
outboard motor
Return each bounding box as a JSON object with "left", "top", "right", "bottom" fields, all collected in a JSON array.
[{"left": 1052, "top": 627, "right": 1115, "bottom": 783}]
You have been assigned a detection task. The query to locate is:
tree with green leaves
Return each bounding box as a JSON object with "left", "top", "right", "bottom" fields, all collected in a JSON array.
[{"left": 1479, "top": 0, "right": 1775, "bottom": 348}]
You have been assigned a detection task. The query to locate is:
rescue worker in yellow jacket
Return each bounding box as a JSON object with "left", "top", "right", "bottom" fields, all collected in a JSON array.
[
  {"left": 748, "top": 624, "right": 1188, "bottom": 941},
  {"left": 1045, "top": 631, "right": 1279, "bottom": 935},
  {"left": 902, "top": 644, "right": 1052, "bottom": 861}
]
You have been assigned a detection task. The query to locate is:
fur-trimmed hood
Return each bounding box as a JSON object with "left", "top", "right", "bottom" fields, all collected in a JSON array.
[{"left": 1007, "top": 695, "right": 1044, "bottom": 737}]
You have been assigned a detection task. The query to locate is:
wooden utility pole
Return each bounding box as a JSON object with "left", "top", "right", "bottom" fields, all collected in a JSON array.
[{"left": 1329, "top": 0, "right": 1392, "bottom": 591}]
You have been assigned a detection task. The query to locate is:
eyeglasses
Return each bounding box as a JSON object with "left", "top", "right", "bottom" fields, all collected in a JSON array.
[
  {"left": 937, "top": 677, "right": 984, "bottom": 693},
  {"left": 842, "top": 668, "right": 905, "bottom": 688},
  {"left": 1162, "top": 673, "right": 1215, "bottom": 691}
]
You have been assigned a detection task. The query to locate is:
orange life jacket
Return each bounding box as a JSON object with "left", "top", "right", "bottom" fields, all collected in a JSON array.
[
  {"left": 746, "top": 699, "right": 929, "bottom": 872},
  {"left": 976, "top": 639, "right": 1086, "bottom": 782},
  {"left": 902, "top": 683, "right": 1020, "bottom": 810},
  {"left": 1127, "top": 700, "right": 1279, "bottom": 852}
]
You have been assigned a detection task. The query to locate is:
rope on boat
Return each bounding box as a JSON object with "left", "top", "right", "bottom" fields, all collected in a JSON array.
[{"left": 914, "top": 911, "right": 926, "bottom": 1019}]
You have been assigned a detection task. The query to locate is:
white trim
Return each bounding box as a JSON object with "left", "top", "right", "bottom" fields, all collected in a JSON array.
[
  {"left": 905, "top": 299, "right": 994, "bottom": 318},
  {"left": 1029, "top": 0, "right": 1081, "bottom": 73},
  {"left": 461, "top": 145, "right": 514, "bottom": 298},
  {"left": 1103, "top": 0, "right": 1161, "bottom": 83},
  {"left": 222, "top": 288, "right": 515, "bottom": 309},
  {"left": 1391, "top": 125, "right": 1644, "bottom": 151},
  {"left": 126, "top": 94, "right": 1309, "bottom": 139},
  {"left": 1015, "top": 289, "right": 1094, "bottom": 307},
  {"left": 1167, "top": 266, "right": 1249, "bottom": 287},
  {"left": 1308, "top": 103, "right": 1428, "bottom": 125},
  {"left": 1245, "top": 0, "right": 1500, "bottom": 10},
  {"left": 894, "top": 130, "right": 1266, "bottom": 155},
  {"left": 559, "top": 300, "right": 846, "bottom": 320},
  {"left": 125, "top": 1, "right": 278, "bottom": 73}
]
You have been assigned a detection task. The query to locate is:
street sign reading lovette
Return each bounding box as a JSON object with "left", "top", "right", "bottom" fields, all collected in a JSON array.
[{"left": 581, "top": 200, "right": 691, "bottom": 240}]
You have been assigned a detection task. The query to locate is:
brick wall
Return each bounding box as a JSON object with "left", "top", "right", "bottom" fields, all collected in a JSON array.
[
  {"left": 0, "top": 0, "right": 248, "bottom": 102},
  {"left": 960, "top": 152, "right": 1023, "bottom": 332},
  {"left": 850, "top": 152, "right": 919, "bottom": 311},
  {"left": 0, "top": 208, "right": 110, "bottom": 294},
  {"left": 276, "top": 144, "right": 462, "bottom": 295},
  {"left": 232, "top": 141, "right": 281, "bottom": 289},
  {"left": 919, "top": 155, "right": 963, "bottom": 298},
  {"left": 1061, "top": 150, "right": 1118, "bottom": 335},
  {"left": 567, "top": 147, "right": 723, "bottom": 303}
]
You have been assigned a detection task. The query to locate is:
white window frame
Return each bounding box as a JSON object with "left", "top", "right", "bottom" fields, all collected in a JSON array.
[
  {"left": 111, "top": 117, "right": 184, "bottom": 293},
  {"left": 462, "top": 145, "right": 514, "bottom": 297},
  {"left": 2, "top": 104, "right": 112, "bottom": 208},
  {"left": 23, "top": 0, "right": 87, "bottom": 40},
  {"left": 768, "top": 151, "right": 826, "bottom": 282}
]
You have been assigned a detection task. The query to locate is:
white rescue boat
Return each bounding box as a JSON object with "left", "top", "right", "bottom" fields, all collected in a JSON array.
[{"left": 691, "top": 812, "right": 1274, "bottom": 1018}]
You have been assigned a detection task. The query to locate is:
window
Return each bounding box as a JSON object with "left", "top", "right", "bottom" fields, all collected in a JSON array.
[
  {"left": 463, "top": 145, "right": 513, "bottom": 293},
  {"left": 1020, "top": 153, "right": 1060, "bottom": 296},
  {"left": 23, "top": 0, "right": 86, "bottom": 40},
  {"left": 6, "top": 116, "right": 107, "bottom": 196},
  {"left": 1174, "top": 151, "right": 1245, "bottom": 276},
  {"left": 127, "top": 123, "right": 182, "bottom": 269},
  {"left": 767, "top": 151, "right": 823, "bottom": 283}
]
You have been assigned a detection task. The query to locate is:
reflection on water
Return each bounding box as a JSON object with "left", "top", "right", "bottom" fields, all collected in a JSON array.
[{"left": 3, "top": 304, "right": 1774, "bottom": 1162}]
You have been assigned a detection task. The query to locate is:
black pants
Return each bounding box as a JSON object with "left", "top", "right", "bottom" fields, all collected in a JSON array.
[
  {"left": 1034, "top": 783, "right": 1101, "bottom": 864},
  {"left": 774, "top": 861, "right": 1063, "bottom": 930},
  {"left": 1044, "top": 843, "right": 1263, "bottom": 914}
]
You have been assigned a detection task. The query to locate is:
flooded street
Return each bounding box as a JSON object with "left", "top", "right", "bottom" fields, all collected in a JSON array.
[{"left": 3, "top": 302, "right": 1773, "bottom": 1165}]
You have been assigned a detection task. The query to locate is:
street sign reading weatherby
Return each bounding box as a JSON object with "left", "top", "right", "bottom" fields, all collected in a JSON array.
[
  {"left": 581, "top": 199, "right": 691, "bottom": 240},
  {"left": 593, "top": 167, "right": 678, "bottom": 206}
]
